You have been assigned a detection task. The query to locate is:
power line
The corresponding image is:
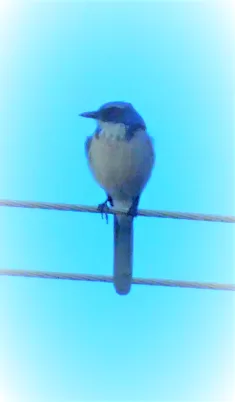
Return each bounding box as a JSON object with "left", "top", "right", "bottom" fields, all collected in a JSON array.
[
  {"left": 1, "top": 200, "right": 234, "bottom": 291},
  {"left": 0, "top": 199, "right": 234, "bottom": 223},
  {"left": 0, "top": 269, "right": 234, "bottom": 291}
]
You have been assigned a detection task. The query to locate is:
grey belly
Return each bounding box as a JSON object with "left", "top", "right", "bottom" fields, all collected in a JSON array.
[{"left": 88, "top": 133, "right": 154, "bottom": 200}]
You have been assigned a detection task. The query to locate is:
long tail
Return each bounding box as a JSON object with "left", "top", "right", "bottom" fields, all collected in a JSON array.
[{"left": 113, "top": 214, "right": 133, "bottom": 295}]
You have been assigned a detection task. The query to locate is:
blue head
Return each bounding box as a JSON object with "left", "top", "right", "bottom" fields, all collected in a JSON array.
[{"left": 80, "top": 101, "right": 146, "bottom": 139}]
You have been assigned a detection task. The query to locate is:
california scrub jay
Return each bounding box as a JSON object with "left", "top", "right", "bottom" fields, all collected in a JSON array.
[{"left": 80, "top": 101, "right": 155, "bottom": 295}]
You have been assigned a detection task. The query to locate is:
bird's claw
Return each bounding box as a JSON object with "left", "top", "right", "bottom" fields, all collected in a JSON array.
[
  {"left": 127, "top": 205, "right": 138, "bottom": 218},
  {"left": 98, "top": 196, "right": 113, "bottom": 224},
  {"left": 127, "top": 196, "right": 140, "bottom": 218},
  {"left": 98, "top": 202, "right": 109, "bottom": 224}
]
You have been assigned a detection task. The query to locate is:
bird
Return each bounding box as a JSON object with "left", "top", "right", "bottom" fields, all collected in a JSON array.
[{"left": 80, "top": 101, "right": 155, "bottom": 295}]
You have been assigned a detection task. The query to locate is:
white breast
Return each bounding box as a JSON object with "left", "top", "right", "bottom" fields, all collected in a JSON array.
[
  {"left": 98, "top": 121, "right": 127, "bottom": 140},
  {"left": 87, "top": 126, "right": 155, "bottom": 203}
]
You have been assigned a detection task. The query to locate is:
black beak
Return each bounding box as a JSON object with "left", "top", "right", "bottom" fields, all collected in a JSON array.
[{"left": 79, "top": 110, "right": 99, "bottom": 119}]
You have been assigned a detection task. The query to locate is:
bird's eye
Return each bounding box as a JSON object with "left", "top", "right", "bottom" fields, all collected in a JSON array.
[{"left": 101, "top": 107, "right": 122, "bottom": 121}]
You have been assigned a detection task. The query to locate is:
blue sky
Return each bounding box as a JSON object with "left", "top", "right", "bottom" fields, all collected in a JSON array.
[{"left": 0, "top": 1, "right": 234, "bottom": 402}]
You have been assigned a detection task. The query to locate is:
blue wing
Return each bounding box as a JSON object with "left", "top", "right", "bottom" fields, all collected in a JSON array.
[
  {"left": 85, "top": 126, "right": 101, "bottom": 157},
  {"left": 84, "top": 136, "right": 93, "bottom": 157}
]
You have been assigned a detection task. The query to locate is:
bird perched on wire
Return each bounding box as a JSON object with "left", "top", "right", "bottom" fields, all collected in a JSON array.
[{"left": 80, "top": 101, "right": 155, "bottom": 295}]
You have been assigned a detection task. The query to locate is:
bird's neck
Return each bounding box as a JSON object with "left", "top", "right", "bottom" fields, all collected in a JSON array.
[{"left": 98, "top": 121, "right": 127, "bottom": 140}]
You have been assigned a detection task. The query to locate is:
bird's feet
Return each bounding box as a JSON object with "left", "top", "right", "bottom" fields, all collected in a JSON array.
[
  {"left": 127, "top": 196, "right": 140, "bottom": 218},
  {"left": 98, "top": 195, "right": 113, "bottom": 224}
]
